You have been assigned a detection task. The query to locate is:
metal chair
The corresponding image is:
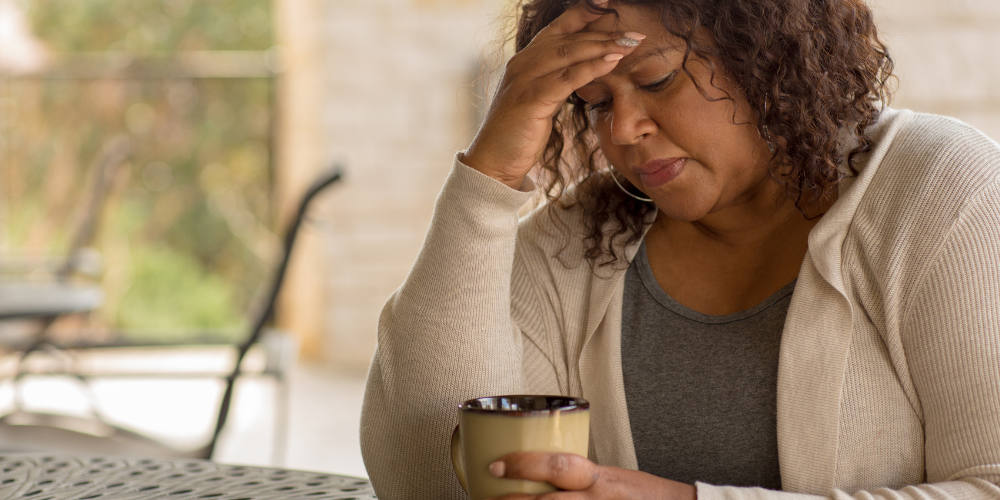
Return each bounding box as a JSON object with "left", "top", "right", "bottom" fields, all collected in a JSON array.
[
  {"left": 0, "top": 165, "right": 344, "bottom": 461},
  {"left": 0, "top": 135, "right": 131, "bottom": 342}
]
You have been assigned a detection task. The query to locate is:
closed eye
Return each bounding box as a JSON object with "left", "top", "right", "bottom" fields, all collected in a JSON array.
[
  {"left": 581, "top": 71, "right": 677, "bottom": 114},
  {"left": 640, "top": 71, "right": 676, "bottom": 92},
  {"left": 574, "top": 90, "right": 612, "bottom": 113},
  {"left": 586, "top": 98, "right": 611, "bottom": 113}
]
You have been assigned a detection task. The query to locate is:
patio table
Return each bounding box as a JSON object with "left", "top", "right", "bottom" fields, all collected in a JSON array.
[
  {"left": 0, "top": 283, "right": 103, "bottom": 321},
  {"left": 0, "top": 454, "right": 376, "bottom": 500}
]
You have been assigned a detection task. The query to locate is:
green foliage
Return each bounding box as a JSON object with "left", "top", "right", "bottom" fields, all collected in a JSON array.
[
  {"left": 20, "top": 0, "right": 273, "bottom": 52},
  {"left": 0, "top": 1, "right": 276, "bottom": 338},
  {"left": 116, "top": 245, "right": 245, "bottom": 331}
]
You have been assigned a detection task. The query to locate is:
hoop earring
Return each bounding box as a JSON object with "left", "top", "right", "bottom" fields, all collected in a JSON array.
[
  {"left": 609, "top": 167, "right": 653, "bottom": 202},
  {"left": 763, "top": 94, "right": 776, "bottom": 154}
]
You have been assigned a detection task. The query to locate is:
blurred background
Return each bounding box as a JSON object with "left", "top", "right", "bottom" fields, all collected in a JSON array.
[{"left": 0, "top": 0, "right": 996, "bottom": 480}]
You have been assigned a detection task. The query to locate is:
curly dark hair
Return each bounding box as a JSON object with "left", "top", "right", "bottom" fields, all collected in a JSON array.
[{"left": 513, "top": 0, "right": 894, "bottom": 266}]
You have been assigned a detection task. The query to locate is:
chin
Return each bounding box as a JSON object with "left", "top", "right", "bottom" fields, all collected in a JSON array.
[{"left": 651, "top": 200, "right": 711, "bottom": 223}]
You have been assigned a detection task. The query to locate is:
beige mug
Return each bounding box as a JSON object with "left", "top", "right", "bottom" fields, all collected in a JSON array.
[{"left": 451, "top": 395, "right": 590, "bottom": 500}]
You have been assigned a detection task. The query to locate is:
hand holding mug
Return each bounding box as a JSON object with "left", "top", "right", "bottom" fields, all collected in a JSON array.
[
  {"left": 452, "top": 395, "right": 590, "bottom": 500},
  {"left": 484, "top": 452, "right": 697, "bottom": 500}
]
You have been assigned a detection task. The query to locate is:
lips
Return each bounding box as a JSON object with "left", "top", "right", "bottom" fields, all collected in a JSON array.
[{"left": 635, "top": 158, "right": 685, "bottom": 189}]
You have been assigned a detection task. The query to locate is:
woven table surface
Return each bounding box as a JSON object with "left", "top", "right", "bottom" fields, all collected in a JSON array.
[{"left": 0, "top": 455, "right": 376, "bottom": 500}]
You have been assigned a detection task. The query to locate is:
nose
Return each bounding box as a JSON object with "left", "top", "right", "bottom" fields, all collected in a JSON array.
[{"left": 609, "top": 95, "right": 657, "bottom": 146}]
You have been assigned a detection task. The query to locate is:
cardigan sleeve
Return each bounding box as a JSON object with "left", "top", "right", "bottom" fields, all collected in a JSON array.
[
  {"left": 359, "top": 156, "right": 544, "bottom": 499},
  {"left": 897, "top": 177, "right": 1000, "bottom": 489},
  {"left": 697, "top": 177, "right": 1000, "bottom": 500}
]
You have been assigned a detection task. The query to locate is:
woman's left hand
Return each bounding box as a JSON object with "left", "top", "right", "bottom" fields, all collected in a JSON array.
[{"left": 486, "top": 452, "right": 697, "bottom": 500}]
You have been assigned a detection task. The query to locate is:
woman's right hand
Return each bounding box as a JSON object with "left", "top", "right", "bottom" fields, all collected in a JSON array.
[{"left": 462, "top": 0, "right": 644, "bottom": 189}]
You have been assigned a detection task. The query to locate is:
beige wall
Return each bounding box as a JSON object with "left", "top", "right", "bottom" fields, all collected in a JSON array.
[
  {"left": 274, "top": 0, "right": 330, "bottom": 358},
  {"left": 277, "top": 0, "right": 1000, "bottom": 371},
  {"left": 276, "top": 0, "right": 501, "bottom": 370},
  {"left": 872, "top": 0, "right": 1000, "bottom": 141}
]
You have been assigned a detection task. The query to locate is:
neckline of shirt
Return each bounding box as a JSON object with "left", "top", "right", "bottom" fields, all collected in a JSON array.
[{"left": 633, "top": 240, "right": 797, "bottom": 325}]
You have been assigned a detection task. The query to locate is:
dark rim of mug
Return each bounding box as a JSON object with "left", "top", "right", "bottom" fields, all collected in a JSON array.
[{"left": 459, "top": 395, "right": 590, "bottom": 415}]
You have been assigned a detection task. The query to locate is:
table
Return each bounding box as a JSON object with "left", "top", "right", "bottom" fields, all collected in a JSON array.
[
  {"left": 0, "top": 283, "right": 103, "bottom": 321},
  {"left": 0, "top": 455, "right": 377, "bottom": 500}
]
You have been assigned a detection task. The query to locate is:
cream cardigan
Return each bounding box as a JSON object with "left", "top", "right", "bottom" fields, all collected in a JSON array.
[{"left": 360, "top": 108, "right": 1000, "bottom": 500}]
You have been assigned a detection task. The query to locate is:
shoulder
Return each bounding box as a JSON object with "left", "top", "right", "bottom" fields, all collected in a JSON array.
[
  {"left": 876, "top": 110, "right": 1000, "bottom": 195},
  {"left": 845, "top": 110, "right": 1000, "bottom": 295},
  {"left": 858, "top": 110, "right": 1000, "bottom": 226}
]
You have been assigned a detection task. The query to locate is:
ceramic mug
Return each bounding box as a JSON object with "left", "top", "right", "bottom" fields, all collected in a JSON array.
[{"left": 451, "top": 395, "right": 590, "bottom": 500}]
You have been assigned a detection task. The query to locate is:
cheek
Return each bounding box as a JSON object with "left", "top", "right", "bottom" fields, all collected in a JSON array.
[
  {"left": 590, "top": 116, "right": 620, "bottom": 160},
  {"left": 598, "top": 140, "right": 630, "bottom": 172},
  {"left": 667, "top": 88, "right": 757, "bottom": 165}
]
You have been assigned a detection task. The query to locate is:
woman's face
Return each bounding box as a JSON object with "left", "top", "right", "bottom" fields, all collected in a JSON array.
[{"left": 575, "top": 6, "right": 774, "bottom": 222}]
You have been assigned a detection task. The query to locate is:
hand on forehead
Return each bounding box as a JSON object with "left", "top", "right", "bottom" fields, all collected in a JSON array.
[{"left": 583, "top": 4, "right": 687, "bottom": 58}]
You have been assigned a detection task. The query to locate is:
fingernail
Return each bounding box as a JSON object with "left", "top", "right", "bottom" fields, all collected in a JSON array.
[
  {"left": 488, "top": 461, "right": 505, "bottom": 478},
  {"left": 623, "top": 31, "right": 646, "bottom": 40},
  {"left": 615, "top": 37, "right": 641, "bottom": 48},
  {"left": 604, "top": 53, "right": 625, "bottom": 62}
]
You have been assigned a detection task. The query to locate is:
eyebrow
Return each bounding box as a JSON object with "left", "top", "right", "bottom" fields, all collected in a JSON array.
[
  {"left": 576, "top": 45, "right": 680, "bottom": 91},
  {"left": 616, "top": 46, "right": 678, "bottom": 74}
]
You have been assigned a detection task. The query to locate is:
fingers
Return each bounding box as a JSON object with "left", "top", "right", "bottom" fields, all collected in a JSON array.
[
  {"left": 507, "top": 0, "right": 647, "bottom": 106},
  {"left": 490, "top": 494, "right": 582, "bottom": 500},
  {"left": 490, "top": 452, "right": 600, "bottom": 491},
  {"left": 500, "top": 31, "right": 644, "bottom": 115},
  {"left": 542, "top": 0, "right": 610, "bottom": 36},
  {"left": 460, "top": 0, "right": 640, "bottom": 186},
  {"left": 531, "top": 57, "right": 618, "bottom": 105},
  {"left": 511, "top": 32, "right": 645, "bottom": 79},
  {"left": 487, "top": 463, "right": 696, "bottom": 500}
]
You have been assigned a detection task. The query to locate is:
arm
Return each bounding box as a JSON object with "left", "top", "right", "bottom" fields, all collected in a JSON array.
[
  {"left": 362, "top": 2, "right": 642, "bottom": 496},
  {"left": 488, "top": 181, "right": 1000, "bottom": 500},
  {"left": 360, "top": 158, "right": 534, "bottom": 500},
  {"left": 696, "top": 179, "right": 1000, "bottom": 500},
  {"left": 895, "top": 179, "right": 1000, "bottom": 493}
]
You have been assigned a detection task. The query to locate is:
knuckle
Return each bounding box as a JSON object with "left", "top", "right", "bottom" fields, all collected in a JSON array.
[
  {"left": 555, "top": 43, "right": 572, "bottom": 59},
  {"left": 591, "top": 465, "right": 605, "bottom": 487},
  {"left": 557, "top": 67, "right": 573, "bottom": 83},
  {"left": 548, "top": 453, "right": 572, "bottom": 478}
]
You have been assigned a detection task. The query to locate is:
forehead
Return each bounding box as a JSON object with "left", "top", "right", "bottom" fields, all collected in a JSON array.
[
  {"left": 583, "top": 4, "right": 688, "bottom": 68},
  {"left": 583, "top": 4, "right": 669, "bottom": 37}
]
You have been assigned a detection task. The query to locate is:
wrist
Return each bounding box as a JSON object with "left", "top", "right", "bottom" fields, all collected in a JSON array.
[
  {"left": 681, "top": 481, "right": 697, "bottom": 500},
  {"left": 459, "top": 150, "right": 525, "bottom": 191},
  {"left": 647, "top": 472, "right": 696, "bottom": 500}
]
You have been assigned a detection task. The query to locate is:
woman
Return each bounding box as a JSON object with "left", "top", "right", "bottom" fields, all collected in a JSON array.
[{"left": 361, "top": 0, "right": 1000, "bottom": 498}]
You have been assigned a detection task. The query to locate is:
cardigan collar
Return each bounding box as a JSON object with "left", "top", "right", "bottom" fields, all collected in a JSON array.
[
  {"left": 576, "top": 108, "right": 916, "bottom": 474},
  {"left": 807, "top": 108, "right": 913, "bottom": 297}
]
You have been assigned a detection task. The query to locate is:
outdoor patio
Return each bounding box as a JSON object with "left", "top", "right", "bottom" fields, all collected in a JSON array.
[{"left": 0, "top": 348, "right": 368, "bottom": 477}]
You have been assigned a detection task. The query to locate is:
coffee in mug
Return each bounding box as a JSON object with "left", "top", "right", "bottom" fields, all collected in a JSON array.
[{"left": 451, "top": 395, "right": 590, "bottom": 500}]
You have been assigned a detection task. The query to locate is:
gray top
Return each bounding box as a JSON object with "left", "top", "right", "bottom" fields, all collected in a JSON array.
[{"left": 621, "top": 241, "right": 793, "bottom": 489}]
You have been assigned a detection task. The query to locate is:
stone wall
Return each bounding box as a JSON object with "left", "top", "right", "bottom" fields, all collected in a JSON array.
[
  {"left": 319, "top": 0, "right": 503, "bottom": 371},
  {"left": 872, "top": 0, "right": 1000, "bottom": 141},
  {"left": 276, "top": 0, "right": 503, "bottom": 371}
]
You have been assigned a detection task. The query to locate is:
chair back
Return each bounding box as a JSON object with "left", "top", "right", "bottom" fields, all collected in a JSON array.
[{"left": 206, "top": 165, "right": 344, "bottom": 458}]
